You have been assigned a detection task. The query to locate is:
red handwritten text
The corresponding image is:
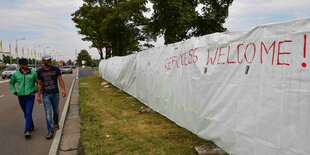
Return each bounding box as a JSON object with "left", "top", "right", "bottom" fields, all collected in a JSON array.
[
  {"left": 206, "top": 39, "right": 295, "bottom": 66},
  {"left": 165, "top": 48, "right": 198, "bottom": 70}
]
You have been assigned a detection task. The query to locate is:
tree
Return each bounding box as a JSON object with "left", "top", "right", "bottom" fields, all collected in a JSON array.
[
  {"left": 72, "top": 0, "right": 153, "bottom": 59},
  {"left": 149, "top": 0, "right": 233, "bottom": 44},
  {"left": 3, "top": 54, "right": 12, "bottom": 64},
  {"left": 92, "top": 59, "right": 101, "bottom": 67},
  {"left": 77, "top": 49, "right": 92, "bottom": 66},
  {"left": 2, "top": 55, "right": 11, "bottom": 64}
]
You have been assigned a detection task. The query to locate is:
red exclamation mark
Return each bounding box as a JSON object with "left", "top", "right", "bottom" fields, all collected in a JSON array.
[{"left": 302, "top": 34, "right": 307, "bottom": 68}]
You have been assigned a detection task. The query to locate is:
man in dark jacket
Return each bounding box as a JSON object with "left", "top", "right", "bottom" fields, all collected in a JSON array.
[
  {"left": 9, "top": 58, "right": 38, "bottom": 139},
  {"left": 37, "top": 55, "right": 66, "bottom": 139}
]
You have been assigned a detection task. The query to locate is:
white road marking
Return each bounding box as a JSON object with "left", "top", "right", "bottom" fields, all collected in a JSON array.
[
  {"left": 0, "top": 95, "right": 4, "bottom": 98},
  {"left": 0, "top": 80, "right": 10, "bottom": 84}
]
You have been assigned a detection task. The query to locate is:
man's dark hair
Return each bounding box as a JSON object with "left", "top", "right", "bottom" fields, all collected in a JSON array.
[{"left": 19, "top": 58, "right": 28, "bottom": 65}]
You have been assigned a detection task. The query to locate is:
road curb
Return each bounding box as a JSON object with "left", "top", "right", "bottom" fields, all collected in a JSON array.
[
  {"left": 0, "top": 79, "right": 10, "bottom": 84},
  {"left": 48, "top": 76, "right": 77, "bottom": 155},
  {"left": 58, "top": 78, "right": 81, "bottom": 155}
]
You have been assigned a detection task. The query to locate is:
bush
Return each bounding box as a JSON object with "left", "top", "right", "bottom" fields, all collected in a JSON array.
[{"left": 0, "top": 66, "right": 6, "bottom": 71}]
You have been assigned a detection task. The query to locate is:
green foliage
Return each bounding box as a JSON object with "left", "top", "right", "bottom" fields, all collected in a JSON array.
[
  {"left": 91, "top": 59, "right": 101, "bottom": 67},
  {"left": 77, "top": 49, "right": 92, "bottom": 66},
  {"left": 72, "top": 0, "right": 153, "bottom": 59},
  {"left": 2, "top": 54, "right": 11, "bottom": 64},
  {"left": 1, "top": 55, "right": 43, "bottom": 67},
  {"left": 149, "top": 0, "right": 233, "bottom": 44},
  {"left": 2, "top": 55, "right": 21, "bottom": 64},
  {"left": 72, "top": 0, "right": 233, "bottom": 57},
  {"left": 0, "top": 66, "right": 5, "bottom": 70}
]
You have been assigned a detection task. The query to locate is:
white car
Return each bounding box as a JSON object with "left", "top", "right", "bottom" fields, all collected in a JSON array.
[
  {"left": 61, "top": 66, "right": 73, "bottom": 74},
  {"left": 2, "top": 66, "right": 19, "bottom": 79}
]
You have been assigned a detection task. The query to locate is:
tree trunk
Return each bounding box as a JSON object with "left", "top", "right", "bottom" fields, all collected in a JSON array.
[{"left": 97, "top": 48, "right": 104, "bottom": 60}]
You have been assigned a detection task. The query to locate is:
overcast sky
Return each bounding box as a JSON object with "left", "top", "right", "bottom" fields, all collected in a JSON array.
[{"left": 0, "top": 0, "right": 310, "bottom": 60}]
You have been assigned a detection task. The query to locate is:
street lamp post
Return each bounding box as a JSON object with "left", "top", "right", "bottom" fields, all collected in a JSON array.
[{"left": 13, "top": 37, "right": 25, "bottom": 64}]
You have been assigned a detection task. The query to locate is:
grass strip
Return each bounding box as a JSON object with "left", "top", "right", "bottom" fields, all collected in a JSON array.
[{"left": 79, "top": 75, "right": 216, "bottom": 155}]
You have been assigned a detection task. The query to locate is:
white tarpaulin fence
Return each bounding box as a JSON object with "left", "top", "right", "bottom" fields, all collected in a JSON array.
[{"left": 99, "top": 18, "right": 310, "bottom": 155}]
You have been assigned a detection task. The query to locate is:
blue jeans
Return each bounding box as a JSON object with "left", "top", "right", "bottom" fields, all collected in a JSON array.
[
  {"left": 42, "top": 93, "right": 59, "bottom": 133},
  {"left": 18, "top": 95, "right": 35, "bottom": 133}
]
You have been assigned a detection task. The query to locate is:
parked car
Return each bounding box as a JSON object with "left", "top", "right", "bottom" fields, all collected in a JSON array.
[
  {"left": 2, "top": 66, "right": 19, "bottom": 79},
  {"left": 61, "top": 66, "right": 73, "bottom": 74}
]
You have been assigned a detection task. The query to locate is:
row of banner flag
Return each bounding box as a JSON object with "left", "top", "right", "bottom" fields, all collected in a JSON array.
[{"left": 0, "top": 40, "right": 42, "bottom": 59}]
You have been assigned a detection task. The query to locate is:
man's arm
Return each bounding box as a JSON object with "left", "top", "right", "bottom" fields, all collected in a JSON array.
[
  {"left": 37, "top": 79, "right": 42, "bottom": 104},
  {"left": 9, "top": 74, "right": 18, "bottom": 96},
  {"left": 58, "top": 75, "right": 66, "bottom": 97},
  {"left": 31, "top": 71, "right": 38, "bottom": 95}
]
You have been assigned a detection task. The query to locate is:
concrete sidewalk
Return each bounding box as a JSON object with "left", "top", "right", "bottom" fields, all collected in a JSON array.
[{"left": 58, "top": 78, "right": 83, "bottom": 155}]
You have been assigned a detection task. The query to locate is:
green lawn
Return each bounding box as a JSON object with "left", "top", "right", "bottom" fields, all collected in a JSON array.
[{"left": 79, "top": 75, "right": 217, "bottom": 155}]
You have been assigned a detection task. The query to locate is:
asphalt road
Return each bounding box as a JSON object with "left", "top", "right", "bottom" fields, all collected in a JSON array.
[{"left": 0, "top": 69, "right": 77, "bottom": 155}]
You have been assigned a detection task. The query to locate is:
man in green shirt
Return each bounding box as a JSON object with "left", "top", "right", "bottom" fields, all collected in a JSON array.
[{"left": 9, "top": 58, "right": 38, "bottom": 139}]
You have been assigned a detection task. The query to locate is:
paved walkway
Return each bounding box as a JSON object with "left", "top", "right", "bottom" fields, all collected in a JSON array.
[
  {"left": 58, "top": 78, "right": 82, "bottom": 155},
  {"left": 56, "top": 68, "right": 97, "bottom": 155}
]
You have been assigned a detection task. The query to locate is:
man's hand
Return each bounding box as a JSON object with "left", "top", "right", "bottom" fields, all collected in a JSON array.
[
  {"left": 37, "top": 95, "right": 42, "bottom": 104},
  {"left": 62, "top": 90, "right": 66, "bottom": 97},
  {"left": 58, "top": 76, "right": 66, "bottom": 98}
]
